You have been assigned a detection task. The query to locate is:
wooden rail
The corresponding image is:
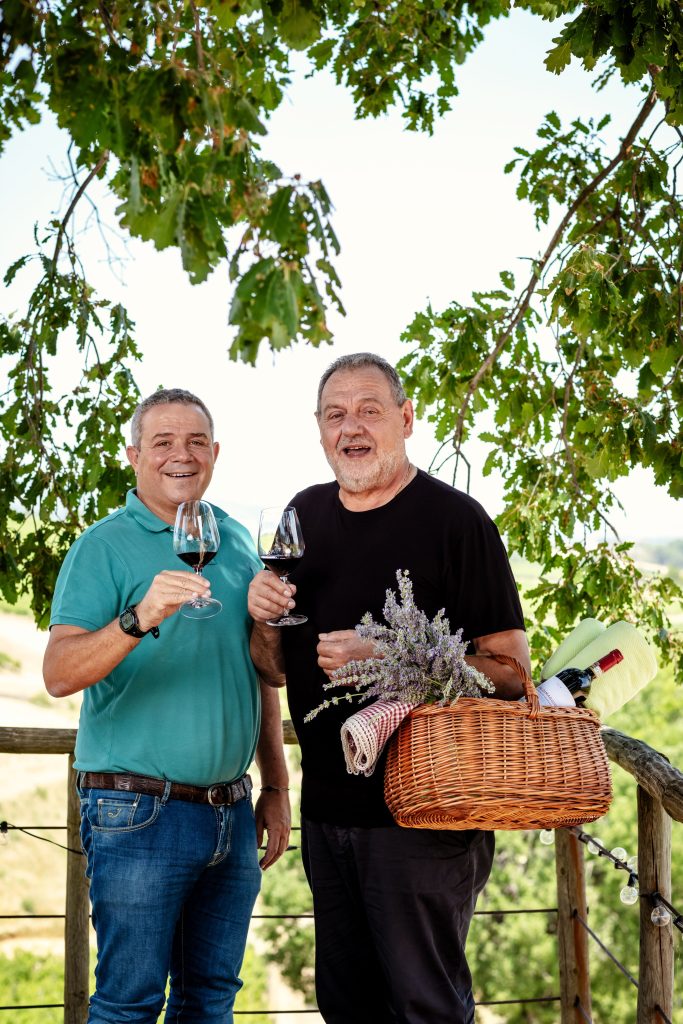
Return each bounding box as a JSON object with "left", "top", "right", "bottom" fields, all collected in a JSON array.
[{"left": 1, "top": 723, "right": 682, "bottom": 1023}]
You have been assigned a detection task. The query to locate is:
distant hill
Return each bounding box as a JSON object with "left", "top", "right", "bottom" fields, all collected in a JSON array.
[{"left": 633, "top": 538, "right": 683, "bottom": 569}]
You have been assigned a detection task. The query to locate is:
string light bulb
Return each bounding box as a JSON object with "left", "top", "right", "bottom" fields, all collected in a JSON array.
[
  {"left": 620, "top": 885, "right": 639, "bottom": 906},
  {"left": 587, "top": 836, "right": 604, "bottom": 855},
  {"left": 539, "top": 829, "right": 554, "bottom": 845},
  {"left": 620, "top": 869, "right": 640, "bottom": 906},
  {"left": 651, "top": 904, "right": 672, "bottom": 927},
  {"left": 611, "top": 847, "right": 627, "bottom": 862}
]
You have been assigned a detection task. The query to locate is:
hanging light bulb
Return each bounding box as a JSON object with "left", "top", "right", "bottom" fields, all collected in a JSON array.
[
  {"left": 587, "top": 836, "right": 604, "bottom": 855},
  {"left": 651, "top": 904, "right": 671, "bottom": 927},
  {"left": 627, "top": 855, "right": 638, "bottom": 872},
  {"left": 620, "top": 885, "right": 639, "bottom": 905},
  {"left": 539, "top": 829, "right": 554, "bottom": 845},
  {"left": 611, "top": 847, "right": 628, "bottom": 862}
]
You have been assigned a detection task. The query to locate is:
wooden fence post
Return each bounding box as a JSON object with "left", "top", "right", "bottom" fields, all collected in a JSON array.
[
  {"left": 636, "top": 784, "right": 674, "bottom": 1024},
  {"left": 64, "top": 754, "right": 89, "bottom": 1024},
  {"left": 556, "top": 829, "right": 592, "bottom": 1023}
]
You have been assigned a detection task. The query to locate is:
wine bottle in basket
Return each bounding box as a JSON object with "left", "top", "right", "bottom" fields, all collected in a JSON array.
[{"left": 528, "top": 649, "right": 624, "bottom": 708}]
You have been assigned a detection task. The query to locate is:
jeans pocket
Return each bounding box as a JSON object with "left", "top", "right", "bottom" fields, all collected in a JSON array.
[{"left": 85, "top": 790, "right": 161, "bottom": 833}]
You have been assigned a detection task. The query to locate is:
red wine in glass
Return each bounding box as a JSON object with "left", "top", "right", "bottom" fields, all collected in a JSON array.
[
  {"left": 260, "top": 554, "right": 302, "bottom": 576},
  {"left": 258, "top": 506, "right": 307, "bottom": 627},
  {"left": 173, "top": 500, "right": 222, "bottom": 619},
  {"left": 178, "top": 550, "right": 218, "bottom": 570}
]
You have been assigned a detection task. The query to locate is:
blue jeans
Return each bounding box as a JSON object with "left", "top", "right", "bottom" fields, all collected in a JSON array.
[{"left": 78, "top": 782, "right": 262, "bottom": 1023}]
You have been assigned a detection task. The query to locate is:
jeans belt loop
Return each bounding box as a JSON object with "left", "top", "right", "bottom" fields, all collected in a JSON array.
[{"left": 161, "top": 779, "right": 172, "bottom": 806}]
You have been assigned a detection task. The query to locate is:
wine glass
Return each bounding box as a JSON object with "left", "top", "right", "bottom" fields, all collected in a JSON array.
[
  {"left": 258, "top": 506, "right": 307, "bottom": 627},
  {"left": 173, "top": 500, "right": 222, "bottom": 619}
]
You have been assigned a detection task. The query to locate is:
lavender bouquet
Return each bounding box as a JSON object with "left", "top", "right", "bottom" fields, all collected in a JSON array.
[{"left": 304, "top": 569, "right": 494, "bottom": 722}]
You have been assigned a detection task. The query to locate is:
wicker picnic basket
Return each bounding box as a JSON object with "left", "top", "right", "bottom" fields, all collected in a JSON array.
[{"left": 384, "top": 655, "right": 612, "bottom": 831}]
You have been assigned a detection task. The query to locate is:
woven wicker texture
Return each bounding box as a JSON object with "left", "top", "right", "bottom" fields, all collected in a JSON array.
[{"left": 384, "top": 655, "right": 612, "bottom": 831}]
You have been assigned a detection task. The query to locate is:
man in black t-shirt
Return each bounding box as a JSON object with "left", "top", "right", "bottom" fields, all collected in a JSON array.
[{"left": 248, "top": 353, "right": 531, "bottom": 1024}]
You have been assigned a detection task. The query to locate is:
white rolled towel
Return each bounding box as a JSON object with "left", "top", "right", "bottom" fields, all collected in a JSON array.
[{"left": 340, "top": 700, "right": 416, "bottom": 777}]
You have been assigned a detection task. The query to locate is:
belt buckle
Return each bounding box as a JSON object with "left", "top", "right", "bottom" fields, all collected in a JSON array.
[{"left": 207, "top": 784, "right": 224, "bottom": 807}]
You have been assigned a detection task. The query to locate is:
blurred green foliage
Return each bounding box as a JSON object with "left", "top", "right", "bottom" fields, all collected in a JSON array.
[{"left": 0, "top": 943, "right": 272, "bottom": 1022}]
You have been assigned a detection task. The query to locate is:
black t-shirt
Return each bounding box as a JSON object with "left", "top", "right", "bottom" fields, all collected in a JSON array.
[{"left": 282, "top": 469, "right": 525, "bottom": 827}]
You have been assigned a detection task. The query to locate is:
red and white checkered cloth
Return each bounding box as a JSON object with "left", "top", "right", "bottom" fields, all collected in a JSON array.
[{"left": 340, "top": 700, "right": 417, "bottom": 777}]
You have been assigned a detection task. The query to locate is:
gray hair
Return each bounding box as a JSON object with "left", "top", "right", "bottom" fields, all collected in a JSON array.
[
  {"left": 316, "top": 353, "right": 407, "bottom": 414},
  {"left": 130, "top": 388, "right": 215, "bottom": 447}
]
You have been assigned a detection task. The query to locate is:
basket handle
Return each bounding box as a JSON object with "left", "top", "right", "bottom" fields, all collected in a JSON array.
[{"left": 488, "top": 653, "right": 541, "bottom": 718}]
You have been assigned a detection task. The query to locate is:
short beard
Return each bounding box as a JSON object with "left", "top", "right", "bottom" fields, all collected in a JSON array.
[{"left": 327, "top": 449, "right": 405, "bottom": 494}]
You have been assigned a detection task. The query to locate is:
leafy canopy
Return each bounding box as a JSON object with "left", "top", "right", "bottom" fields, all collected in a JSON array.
[{"left": 0, "top": 0, "right": 681, "bottom": 682}]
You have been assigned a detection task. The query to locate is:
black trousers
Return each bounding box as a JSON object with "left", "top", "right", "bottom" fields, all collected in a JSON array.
[{"left": 301, "top": 818, "right": 494, "bottom": 1024}]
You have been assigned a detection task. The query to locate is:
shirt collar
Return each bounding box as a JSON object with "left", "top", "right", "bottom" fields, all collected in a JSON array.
[{"left": 125, "top": 490, "right": 230, "bottom": 533}]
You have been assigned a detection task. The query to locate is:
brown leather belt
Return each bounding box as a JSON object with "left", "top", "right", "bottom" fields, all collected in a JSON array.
[{"left": 78, "top": 771, "right": 252, "bottom": 807}]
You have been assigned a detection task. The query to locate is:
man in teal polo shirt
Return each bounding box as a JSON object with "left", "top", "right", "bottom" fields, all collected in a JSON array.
[{"left": 43, "top": 388, "right": 289, "bottom": 1024}]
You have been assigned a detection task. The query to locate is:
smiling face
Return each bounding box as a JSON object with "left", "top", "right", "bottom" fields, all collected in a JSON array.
[
  {"left": 126, "top": 403, "right": 219, "bottom": 524},
  {"left": 317, "top": 366, "right": 414, "bottom": 507}
]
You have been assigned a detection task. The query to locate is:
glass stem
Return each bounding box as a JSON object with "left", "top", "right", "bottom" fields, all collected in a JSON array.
[
  {"left": 193, "top": 566, "right": 203, "bottom": 603},
  {"left": 279, "top": 575, "right": 288, "bottom": 620}
]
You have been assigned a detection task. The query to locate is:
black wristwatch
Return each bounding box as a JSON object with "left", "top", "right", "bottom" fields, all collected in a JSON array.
[{"left": 119, "top": 605, "right": 159, "bottom": 639}]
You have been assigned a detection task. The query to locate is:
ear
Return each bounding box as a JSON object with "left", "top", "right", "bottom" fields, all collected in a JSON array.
[
  {"left": 402, "top": 400, "right": 414, "bottom": 439},
  {"left": 126, "top": 445, "right": 139, "bottom": 472},
  {"left": 212, "top": 441, "right": 220, "bottom": 461}
]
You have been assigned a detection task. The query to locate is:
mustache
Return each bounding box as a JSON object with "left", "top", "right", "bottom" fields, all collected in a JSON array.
[{"left": 336, "top": 434, "right": 372, "bottom": 452}]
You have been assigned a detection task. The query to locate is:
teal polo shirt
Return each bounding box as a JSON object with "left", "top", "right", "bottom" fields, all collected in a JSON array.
[{"left": 50, "top": 490, "right": 262, "bottom": 786}]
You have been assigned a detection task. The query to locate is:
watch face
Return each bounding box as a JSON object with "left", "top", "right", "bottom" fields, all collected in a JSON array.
[{"left": 120, "top": 608, "right": 137, "bottom": 632}]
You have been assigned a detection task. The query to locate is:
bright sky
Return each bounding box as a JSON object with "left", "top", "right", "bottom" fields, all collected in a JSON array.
[{"left": 1, "top": 8, "right": 681, "bottom": 543}]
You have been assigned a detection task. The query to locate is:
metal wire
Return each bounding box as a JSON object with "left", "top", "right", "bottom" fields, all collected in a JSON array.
[
  {"left": 0, "top": 995, "right": 395, "bottom": 1016},
  {"left": 574, "top": 996, "right": 593, "bottom": 1022},
  {"left": 0, "top": 1008, "right": 327, "bottom": 1016},
  {"left": 571, "top": 828, "right": 636, "bottom": 877},
  {"left": 474, "top": 907, "right": 558, "bottom": 916},
  {"left": 655, "top": 1004, "right": 674, "bottom": 1024},
  {"left": 1, "top": 821, "right": 304, "bottom": 858},
  {"left": 1, "top": 822, "right": 82, "bottom": 855},
  {"left": 0, "top": 908, "right": 558, "bottom": 922},
  {"left": 0, "top": 1005, "right": 63, "bottom": 1011},
  {"left": 477, "top": 995, "right": 562, "bottom": 1006},
  {"left": 574, "top": 912, "right": 640, "bottom": 989}
]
